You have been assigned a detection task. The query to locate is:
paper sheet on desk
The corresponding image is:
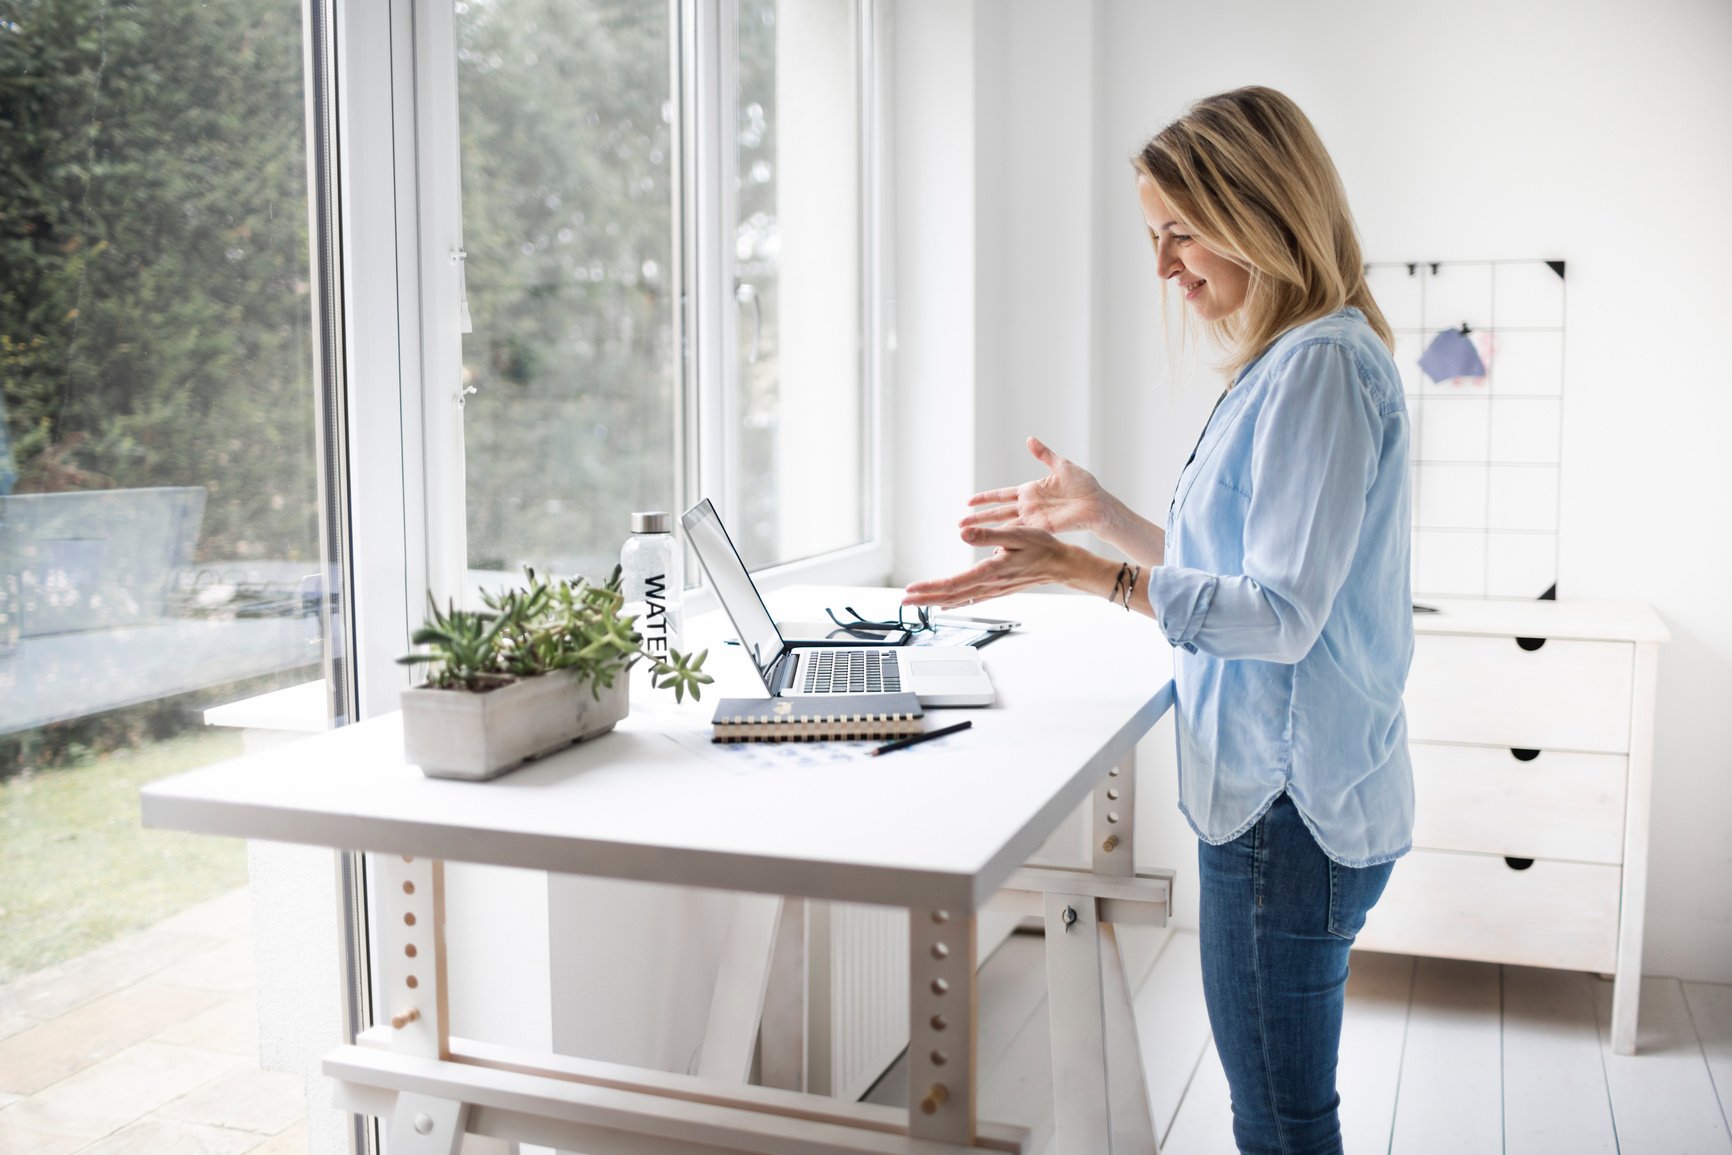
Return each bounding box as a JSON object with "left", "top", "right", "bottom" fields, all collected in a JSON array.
[
  {"left": 661, "top": 727, "right": 878, "bottom": 774},
  {"left": 906, "top": 621, "right": 1005, "bottom": 647}
]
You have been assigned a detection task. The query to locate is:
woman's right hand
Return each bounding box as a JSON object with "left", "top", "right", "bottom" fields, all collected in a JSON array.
[
  {"left": 961, "top": 436, "right": 1111, "bottom": 536},
  {"left": 903, "top": 525, "right": 1098, "bottom": 609}
]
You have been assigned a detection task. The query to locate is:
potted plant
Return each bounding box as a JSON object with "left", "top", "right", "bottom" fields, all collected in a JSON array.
[{"left": 397, "top": 567, "right": 710, "bottom": 780}]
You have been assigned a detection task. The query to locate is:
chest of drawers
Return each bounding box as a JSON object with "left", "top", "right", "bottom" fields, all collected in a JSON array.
[{"left": 1352, "top": 598, "right": 1667, "bottom": 1054}]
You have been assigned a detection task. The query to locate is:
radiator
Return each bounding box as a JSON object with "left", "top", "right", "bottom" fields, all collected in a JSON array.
[
  {"left": 810, "top": 901, "right": 908, "bottom": 1100},
  {"left": 804, "top": 802, "right": 1094, "bottom": 1100}
]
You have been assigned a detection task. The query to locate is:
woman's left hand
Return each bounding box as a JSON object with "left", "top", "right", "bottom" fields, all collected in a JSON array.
[{"left": 903, "top": 526, "right": 1089, "bottom": 608}]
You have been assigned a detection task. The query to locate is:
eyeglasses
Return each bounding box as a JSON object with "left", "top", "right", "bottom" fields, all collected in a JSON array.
[{"left": 825, "top": 604, "right": 934, "bottom": 636}]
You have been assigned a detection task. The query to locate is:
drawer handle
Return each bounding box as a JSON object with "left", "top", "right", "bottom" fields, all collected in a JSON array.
[
  {"left": 1516, "top": 636, "right": 1547, "bottom": 652},
  {"left": 1510, "top": 748, "right": 1540, "bottom": 762},
  {"left": 1504, "top": 857, "right": 1535, "bottom": 871}
]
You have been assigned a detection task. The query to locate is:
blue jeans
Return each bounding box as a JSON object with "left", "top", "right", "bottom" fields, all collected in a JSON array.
[{"left": 1198, "top": 793, "right": 1394, "bottom": 1155}]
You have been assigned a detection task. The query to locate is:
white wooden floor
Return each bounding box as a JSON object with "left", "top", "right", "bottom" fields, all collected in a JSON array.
[{"left": 868, "top": 929, "right": 1732, "bottom": 1154}]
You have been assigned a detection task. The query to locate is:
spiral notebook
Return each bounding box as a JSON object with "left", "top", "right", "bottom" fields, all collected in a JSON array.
[{"left": 711, "top": 693, "right": 924, "bottom": 743}]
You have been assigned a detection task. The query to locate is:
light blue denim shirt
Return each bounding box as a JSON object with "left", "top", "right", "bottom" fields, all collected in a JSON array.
[{"left": 1148, "top": 307, "right": 1414, "bottom": 867}]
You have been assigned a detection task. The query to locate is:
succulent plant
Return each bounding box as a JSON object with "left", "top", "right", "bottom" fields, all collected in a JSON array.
[{"left": 399, "top": 566, "right": 712, "bottom": 702}]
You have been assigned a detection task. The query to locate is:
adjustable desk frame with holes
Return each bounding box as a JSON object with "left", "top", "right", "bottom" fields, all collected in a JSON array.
[{"left": 142, "top": 589, "right": 1178, "bottom": 1155}]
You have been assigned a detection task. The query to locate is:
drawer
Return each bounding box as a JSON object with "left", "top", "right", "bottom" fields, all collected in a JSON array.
[
  {"left": 1410, "top": 742, "right": 1627, "bottom": 864},
  {"left": 1354, "top": 849, "right": 1619, "bottom": 973},
  {"left": 1405, "top": 634, "right": 1634, "bottom": 752}
]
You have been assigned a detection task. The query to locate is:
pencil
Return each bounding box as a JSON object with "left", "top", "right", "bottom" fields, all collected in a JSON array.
[{"left": 869, "top": 719, "right": 973, "bottom": 756}]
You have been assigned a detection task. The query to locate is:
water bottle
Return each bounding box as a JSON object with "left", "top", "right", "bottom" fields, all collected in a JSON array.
[{"left": 619, "top": 511, "right": 682, "bottom": 658}]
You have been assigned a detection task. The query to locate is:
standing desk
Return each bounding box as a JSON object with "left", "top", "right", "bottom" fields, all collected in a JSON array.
[{"left": 142, "top": 588, "right": 1178, "bottom": 1154}]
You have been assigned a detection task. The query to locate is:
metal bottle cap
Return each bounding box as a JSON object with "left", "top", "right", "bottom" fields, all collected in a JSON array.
[{"left": 630, "top": 511, "right": 672, "bottom": 534}]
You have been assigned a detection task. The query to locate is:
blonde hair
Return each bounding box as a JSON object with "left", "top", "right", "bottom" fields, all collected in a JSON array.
[{"left": 1133, "top": 87, "right": 1392, "bottom": 375}]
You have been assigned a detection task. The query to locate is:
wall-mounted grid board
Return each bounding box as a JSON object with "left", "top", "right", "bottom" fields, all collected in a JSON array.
[{"left": 1366, "top": 259, "right": 1566, "bottom": 600}]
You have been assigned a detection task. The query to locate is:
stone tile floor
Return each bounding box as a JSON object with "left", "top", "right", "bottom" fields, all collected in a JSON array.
[{"left": 0, "top": 888, "right": 307, "bottom": 1154}]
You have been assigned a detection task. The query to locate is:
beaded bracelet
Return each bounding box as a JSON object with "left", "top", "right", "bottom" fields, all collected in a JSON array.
[{"left": 1109, "top": 562, "right": 1131, "bottom": 606}]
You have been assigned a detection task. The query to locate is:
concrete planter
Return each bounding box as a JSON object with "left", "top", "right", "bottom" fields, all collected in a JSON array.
[{"left": 401, "top": 670, "right": 630, "bottom": 781}]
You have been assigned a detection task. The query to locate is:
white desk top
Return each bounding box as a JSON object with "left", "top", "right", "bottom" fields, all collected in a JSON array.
[
  {"left": 143, "top": 588, "right": 1174, "bottom": 914},
  {"left": 1411, "top": 597, "right": 1668, "bottom": 644}
]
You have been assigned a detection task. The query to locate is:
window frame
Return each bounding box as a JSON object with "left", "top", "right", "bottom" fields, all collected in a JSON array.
[
  {"left": 319, "top": 12, "right": 898, "bottom": 1149},
  {"left": 689, "top": 0, "right": 895, "bottom": 597},
  {"left": 394, "top": 0, "right": 894, "bottom": 618},
  {"left": 337, "top": 0, "right": 423, "bottom": 724}
]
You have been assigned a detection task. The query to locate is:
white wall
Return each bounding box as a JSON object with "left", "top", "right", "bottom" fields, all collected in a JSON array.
[
  {"left": 892, "top": 0, "right": 1732, "bottom": 982},
  {"left": 891, "top": 0, "right": 980, "bottom": 585},
  {"left": 973, "top": 3, "right": 1102, "bottom": 500},
  {"left": 776, "top": 0, "right": 864, "bottom": 560}
]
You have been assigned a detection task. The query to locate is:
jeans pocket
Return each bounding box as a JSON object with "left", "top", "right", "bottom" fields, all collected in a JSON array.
[{"left": 1327, "top": 859, "right": 1394, "bottom": 940}]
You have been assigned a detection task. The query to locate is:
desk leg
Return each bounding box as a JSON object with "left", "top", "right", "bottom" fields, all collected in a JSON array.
[
  {"left": 697, "top": 894, "right": 784, "bottom": 1082},
  {"left": 908, "top": 908, "right": 977, "bottom": 1144},
  {"left": 1094, "top": 751, "right": 1136, "bottom": 879},
  {"left": 1043, "top": 746, "right": 1159, "bottom": 1153},
  {"left": 759, "top": 897, "right": 808, "bottom": 1092},
  {"left": 1044, "top": 895, "right": 1159, "bottom": 1154},
  {"left": 1094, "top": 749, "right": 1158, "bottom": 1148},
  {"left": 1099, "top": 919, "right": 1158, "bottom": 1151},
  {"left": 373, "top": 858, "right": 466, "bottom": 1149},
  {"left": 387, "top": 1091, "right": 468, "bottom": 1155},
  {"left": 376, "top": 854, "right": 451, "bottom": 1059}
]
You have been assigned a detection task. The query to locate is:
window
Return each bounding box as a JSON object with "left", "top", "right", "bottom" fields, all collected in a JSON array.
[
  {"left": 454, "top": 0, "right": 680, "bottom": 582},
  {"left": 355, "top": 1, "right": 890, "bottom": 1120},
  {"left": 3, "top": 2, "right": 884, "bottom": 1147},
  {"left": 420, "top": 0, "right": 883, "bottom": 598},
  {"left": 0, "top": 0, "right": 345, "bottom": 1125},
  {"left": 726, "top": 0, "right": 869, "bottom": 569}
]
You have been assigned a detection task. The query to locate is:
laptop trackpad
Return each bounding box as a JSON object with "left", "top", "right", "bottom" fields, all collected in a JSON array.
[{"left": 915, "top": 659, "right": 986, "bottom": 679}]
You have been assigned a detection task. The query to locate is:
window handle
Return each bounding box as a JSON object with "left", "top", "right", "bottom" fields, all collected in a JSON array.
[
  {"left": 735, "top": 281, "right": 761, "bottom": 364},
  {"left": 451, "top": 248, "right": 473, "bottom": 334}
]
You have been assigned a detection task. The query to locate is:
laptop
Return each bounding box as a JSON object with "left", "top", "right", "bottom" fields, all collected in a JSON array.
[{"left": 681, "top": 499, "right": 995, "bottom": 707}]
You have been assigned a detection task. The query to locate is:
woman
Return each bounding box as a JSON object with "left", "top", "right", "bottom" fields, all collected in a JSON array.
[{"left": 904, "top": 86, "right": 1413, "bottom": 1155}]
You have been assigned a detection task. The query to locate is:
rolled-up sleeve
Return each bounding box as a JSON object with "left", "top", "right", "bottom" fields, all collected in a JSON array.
[{"left": 1146, "top": 340, "right": 1381, "bottom": 663}]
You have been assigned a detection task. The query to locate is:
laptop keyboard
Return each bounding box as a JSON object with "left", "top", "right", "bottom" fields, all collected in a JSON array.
[{"left": 800, "top": 648, "right": 902, "bottom": 695}]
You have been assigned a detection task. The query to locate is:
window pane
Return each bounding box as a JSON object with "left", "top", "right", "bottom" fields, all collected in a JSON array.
[
  {"left": 0, "top": 0, "right": 332, "bottom": 997},
  {"left": 455, "top": 0, "right": 677, "bottom": 583},
  {"left": 731, "top": 0, "right": 865, "bottom": 570}
]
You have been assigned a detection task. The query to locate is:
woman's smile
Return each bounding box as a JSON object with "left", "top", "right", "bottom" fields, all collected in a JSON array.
[{"left": 1138, "top": 176, "right": 1251, "bottom": 322}]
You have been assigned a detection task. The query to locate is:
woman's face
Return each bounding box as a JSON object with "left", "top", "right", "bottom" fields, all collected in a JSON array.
[{"left": 1137, "top": 176, "right": 1250, "bottom": 322}]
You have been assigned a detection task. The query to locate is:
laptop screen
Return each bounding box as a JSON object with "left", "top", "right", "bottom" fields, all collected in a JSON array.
[{"left": 681, "top": 499, "right": 785, "bottom": 688}]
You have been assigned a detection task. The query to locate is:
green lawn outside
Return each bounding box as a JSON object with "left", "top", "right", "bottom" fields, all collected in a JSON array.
[{"left": 0, "top": 728, "right": 248, "bottom": 983}]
